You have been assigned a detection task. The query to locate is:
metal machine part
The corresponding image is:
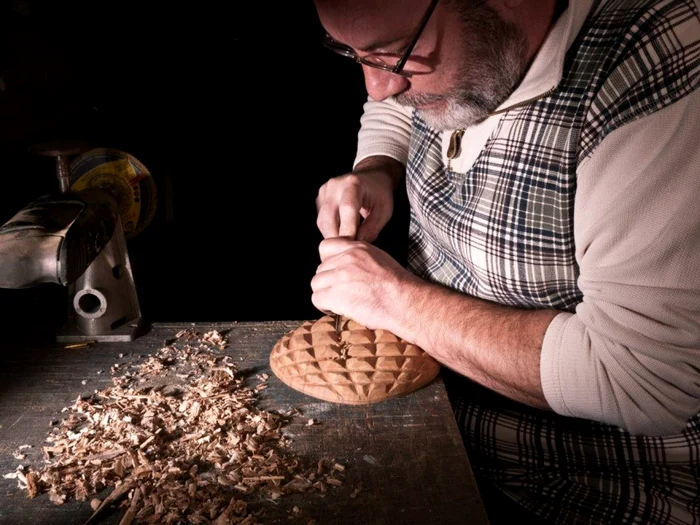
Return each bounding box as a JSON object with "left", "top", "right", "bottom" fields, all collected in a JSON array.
[
  {"left": 58, "top": 216, "right": 142, "bottom": 342},
  {"left": 70, "top": 148, "right": 157, "bottom": 239},
  {"left": 0, "top": 190, "right": 115, "bottom": 288},
  {"left": 0, "top": 188, "right": 142, "bottom": 341},
  {"left": 29, "top": 140, "right": 91, "bottom": 194}
]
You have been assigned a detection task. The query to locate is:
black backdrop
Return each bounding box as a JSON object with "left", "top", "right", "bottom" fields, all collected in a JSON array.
[{"left": 0, "top": 1, "right": 409, "bottom": 328}]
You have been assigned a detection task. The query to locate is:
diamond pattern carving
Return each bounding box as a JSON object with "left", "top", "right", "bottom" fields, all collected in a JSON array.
[{"left": 270, "top": 315, "right": 440, "bottom": 404}]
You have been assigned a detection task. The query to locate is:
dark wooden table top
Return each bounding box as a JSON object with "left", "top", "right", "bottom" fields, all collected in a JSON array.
[{"left": 0, "top": 321, "right": 489, "bottom": 525}]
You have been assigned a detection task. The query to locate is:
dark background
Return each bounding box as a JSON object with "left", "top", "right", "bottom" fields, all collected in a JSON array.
[{"left": 0, "top": 0, "right": 409, "bottom": 328}]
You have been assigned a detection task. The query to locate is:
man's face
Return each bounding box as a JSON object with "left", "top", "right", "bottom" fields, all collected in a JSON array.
[
  {"left": 315, "top": 0, "right": 530, "bottom": 131},
  {"left": 398, "top": 1, "right": 529, "bottom": 130}
]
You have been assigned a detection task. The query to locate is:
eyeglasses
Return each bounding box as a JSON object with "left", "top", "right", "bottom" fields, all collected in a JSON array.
[{"left": 322, "top": 0, "right": 439, "bottom": 78}]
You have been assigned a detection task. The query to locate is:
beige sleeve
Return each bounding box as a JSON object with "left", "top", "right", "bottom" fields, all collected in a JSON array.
[
  {"left": 353, "top": 97, "right": 414, "bottom": 170},
  {"left": 541, "top": 89, "right": 700, "bottom": 436}
]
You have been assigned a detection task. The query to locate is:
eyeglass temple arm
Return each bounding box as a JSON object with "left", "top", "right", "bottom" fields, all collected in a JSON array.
[{"left": 393, "top": 0, "right": 439, "bottom": 72}]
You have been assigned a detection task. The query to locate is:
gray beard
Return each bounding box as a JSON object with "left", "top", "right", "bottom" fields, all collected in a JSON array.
[
  {"left": 397, "top": 92, "right": 497, "bottom": 130},
  {"left": 394, "top": 3, "right": 528, "bottom": 131}
]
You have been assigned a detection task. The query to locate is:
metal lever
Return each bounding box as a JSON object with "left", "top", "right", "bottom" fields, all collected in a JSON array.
[{"left": 29, "top": 139, "right": 91, "bottom": 194}]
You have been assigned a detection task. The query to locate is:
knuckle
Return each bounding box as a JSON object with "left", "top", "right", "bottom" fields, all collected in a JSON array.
[
  {"left": 352, "top": 242, "right": 371, "bottom": 255},
  {"left": 338, "top": 199, "right": 357, "bottom": 212},
  {"left": 344, "top": 173, "right": 362, "bottom": 187},
  {"left": 316, "top": 214, "right": 333, "bottom": 233}
]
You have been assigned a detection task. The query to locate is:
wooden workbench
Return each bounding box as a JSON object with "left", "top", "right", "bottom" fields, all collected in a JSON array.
[{"left": 0, "top": 321, "right": 489, "bottom": 525}]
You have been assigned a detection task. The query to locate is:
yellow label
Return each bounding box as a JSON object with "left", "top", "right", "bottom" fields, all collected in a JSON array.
[{"left": 71, "top": 159, "right": 141, "bottom": 234}]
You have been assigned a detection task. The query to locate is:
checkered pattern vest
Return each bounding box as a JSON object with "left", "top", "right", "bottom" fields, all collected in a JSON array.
[{"left": 405, "top": 0, "right": 700, "bottom": 310}]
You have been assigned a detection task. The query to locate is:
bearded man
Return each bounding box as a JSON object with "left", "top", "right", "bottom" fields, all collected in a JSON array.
[{"left": 310, "top": 1, "right": 700, "bottom": 523}]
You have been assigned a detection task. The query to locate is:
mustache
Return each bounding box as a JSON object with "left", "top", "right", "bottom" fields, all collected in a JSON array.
[{"left": 394, "top": 91, "right": 445, "bottom": 107}]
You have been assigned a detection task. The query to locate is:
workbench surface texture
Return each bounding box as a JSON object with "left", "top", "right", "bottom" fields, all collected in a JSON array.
[{"left": 0, "top": 321, "right": 489, "bottom": 525}]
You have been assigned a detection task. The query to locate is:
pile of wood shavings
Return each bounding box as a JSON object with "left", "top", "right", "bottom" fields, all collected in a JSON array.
[{"left": 6, "top": 329, "right": 348, "bottom": 524}]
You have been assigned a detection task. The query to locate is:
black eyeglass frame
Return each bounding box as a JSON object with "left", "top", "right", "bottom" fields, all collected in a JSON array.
[{"left": 322, "top": 0, "right": 439, "bottom": 78}]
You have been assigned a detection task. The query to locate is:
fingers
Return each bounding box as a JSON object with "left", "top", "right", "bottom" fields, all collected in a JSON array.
[
  {"left": 338, "top": 199, "right": 360, "bottom": 239},
  {"left": 310, "top": 286, "right": 336, "bottom": 318},
  {"left": 316, "top": 184, "right": 340, "bottom": 239},
  {"left": 310, "top": 265, "right": 334, "bottom": 294},
  {"left": 316, "top": 203, "right": 340, "bottom": 239},
  {"left": 316, "top": 176, "right": 363, "bottom": 240},
  {"left": 310, "top": 261, "right": 345, "bottom": 317}
]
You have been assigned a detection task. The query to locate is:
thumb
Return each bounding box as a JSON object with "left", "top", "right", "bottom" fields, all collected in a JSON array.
[{"left": 356, "top": 205, "right": 391, "bottom": 243}]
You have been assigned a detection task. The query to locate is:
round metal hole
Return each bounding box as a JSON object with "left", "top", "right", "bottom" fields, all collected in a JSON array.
[
  {"left": 79, "top": 293, "right": 101, "bottom": 314},
  {"left": 73, "top": 288, "right": 107, "bottom": 319}
]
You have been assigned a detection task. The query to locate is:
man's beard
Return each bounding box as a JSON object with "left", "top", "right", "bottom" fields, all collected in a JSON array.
[{"left": 395, "top": 1, "right": 529, "bottom": 130}]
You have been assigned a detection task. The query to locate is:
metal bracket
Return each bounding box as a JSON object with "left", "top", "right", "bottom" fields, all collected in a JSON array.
[{"left": 56, "top": 220, "right": 143, "bottom": 342}]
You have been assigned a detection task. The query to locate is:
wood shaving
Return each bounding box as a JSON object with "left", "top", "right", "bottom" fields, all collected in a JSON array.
[
  {"left": 7, "top": 329, "right": 348, "bottom": 524},
  {"left": 330, "top": 341, "right": 351, "bottom": 361}
]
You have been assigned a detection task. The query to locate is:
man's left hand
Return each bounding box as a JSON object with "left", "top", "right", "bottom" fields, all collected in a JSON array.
[{"left": 311, "top": 237, "right": 420, "bottom": 332}]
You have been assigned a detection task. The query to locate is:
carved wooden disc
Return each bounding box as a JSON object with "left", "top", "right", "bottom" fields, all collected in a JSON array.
[{"left": 269, "top": 315, "right": 441, "bottom": 405}]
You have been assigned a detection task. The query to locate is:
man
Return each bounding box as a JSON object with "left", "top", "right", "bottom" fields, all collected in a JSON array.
[{"left": 309, "top": 0, "right": 700, "bottom": 523}]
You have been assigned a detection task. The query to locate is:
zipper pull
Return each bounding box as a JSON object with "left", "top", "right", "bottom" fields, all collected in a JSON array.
[{"left": 447, "top": 129, "right": 465, "bottom": 171}]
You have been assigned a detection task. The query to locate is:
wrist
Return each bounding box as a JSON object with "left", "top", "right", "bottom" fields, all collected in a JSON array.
[
  {"left": 353, "top": 155, "right": 405, "bottom": 190},
  {"left": 390, "top": 275, "right": 437, "bottom": 346}
]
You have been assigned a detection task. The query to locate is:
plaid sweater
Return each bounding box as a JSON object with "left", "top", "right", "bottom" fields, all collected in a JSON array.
[{"left": 357, "top": 0, "right": 700, "bottom": 522}]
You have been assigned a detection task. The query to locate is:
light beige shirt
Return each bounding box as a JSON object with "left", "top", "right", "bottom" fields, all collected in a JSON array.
[{"left": 352, "top": 1, "right": 700, "bottom": 435}]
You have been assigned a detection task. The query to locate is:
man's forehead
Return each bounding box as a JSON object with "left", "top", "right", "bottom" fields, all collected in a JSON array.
[{"left": 314, "top": 0, "right": 426, "bottom": 51}]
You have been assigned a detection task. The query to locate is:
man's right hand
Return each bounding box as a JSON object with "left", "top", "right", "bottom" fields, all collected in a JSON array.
[{"left": 315, "top": 156, "right": 404, "bottom": 242}]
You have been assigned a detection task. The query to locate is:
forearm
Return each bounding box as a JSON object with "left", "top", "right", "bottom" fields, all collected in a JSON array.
[{"left": 395, "top": 279, "right": 558, "bottom": 409}]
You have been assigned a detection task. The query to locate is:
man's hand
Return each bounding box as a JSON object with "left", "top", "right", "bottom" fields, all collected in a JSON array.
[
  {"left": 311, "top": 237, "right": 420, "bottom": 332},
  {"left": 311, "top": 237, "right": 556, "bottom": 410},
  {"left": 315, "top": 156, "right": 403, "bottom": 242}
]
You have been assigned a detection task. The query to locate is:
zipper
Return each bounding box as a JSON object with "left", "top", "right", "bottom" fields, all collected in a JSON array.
[{"left": 446, "top": 85, "right": 560, "bottom": 172}]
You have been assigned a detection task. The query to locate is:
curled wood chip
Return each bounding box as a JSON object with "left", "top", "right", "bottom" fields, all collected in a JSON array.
[{"left": 10, "top": 329, "right": 349, "bottom": 524}]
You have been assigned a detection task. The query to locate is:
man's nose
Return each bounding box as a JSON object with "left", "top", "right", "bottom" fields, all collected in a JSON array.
[{"left": 362, "top": 65, "right": 410, "bottom": 101}]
